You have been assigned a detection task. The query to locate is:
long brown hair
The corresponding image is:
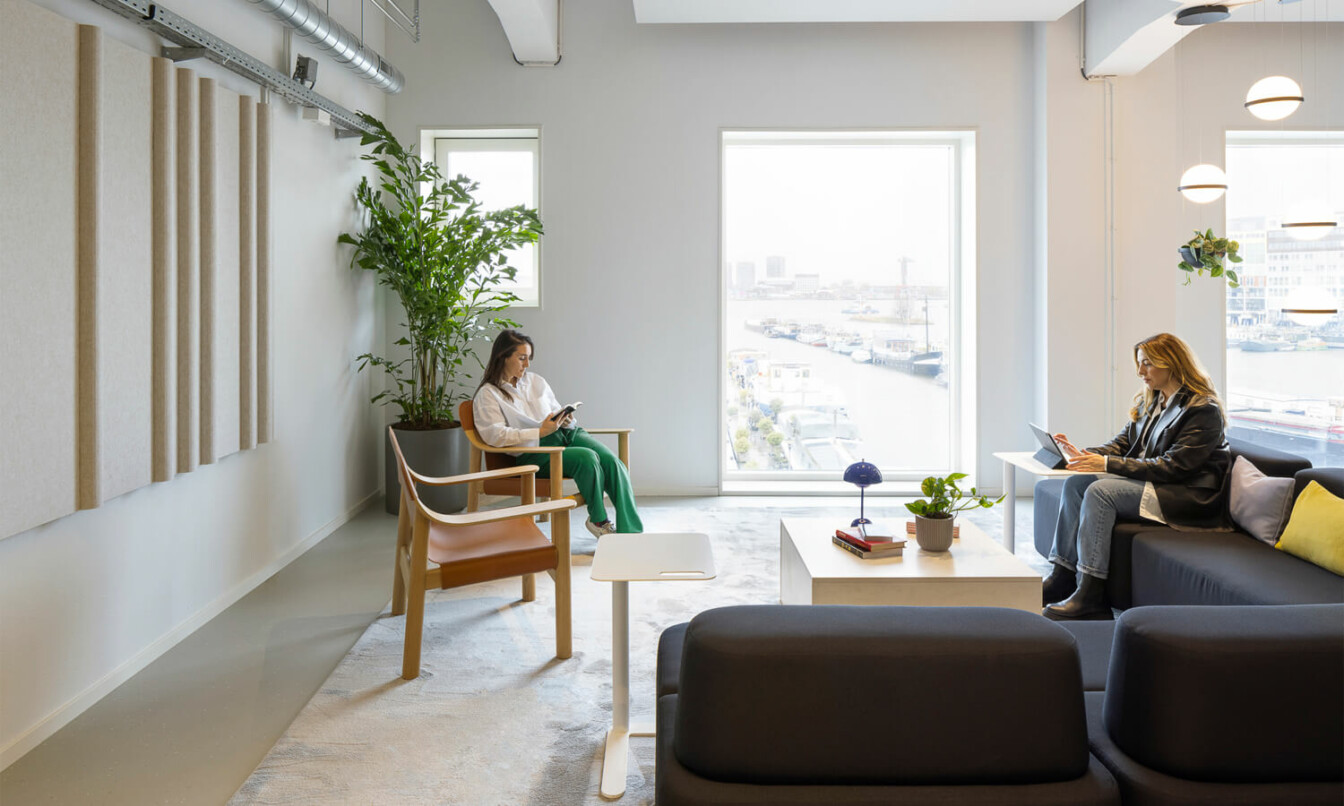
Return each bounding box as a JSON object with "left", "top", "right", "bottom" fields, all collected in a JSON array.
[
  {"left": 1129, "top": 332, "right": 1223, "bottom": 421},
  {"left": 478, "top": 329, "right": 534, "bottom": 402}
]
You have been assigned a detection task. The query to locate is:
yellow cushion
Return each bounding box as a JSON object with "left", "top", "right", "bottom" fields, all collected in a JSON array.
[{"left": 1275, "top": 481, "right": 1344, "bottom": 576}]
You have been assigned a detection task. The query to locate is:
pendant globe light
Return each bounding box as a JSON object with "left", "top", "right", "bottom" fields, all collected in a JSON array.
[
  {"left": 1245, "top": 75, "right": 1304, "bottom": 120},
  {"left": 1178, "top": 163, "right": 1228, "bottom": 203},
  {"left": 1281, "top": 202, "right": 1337, "bottom": 241}
]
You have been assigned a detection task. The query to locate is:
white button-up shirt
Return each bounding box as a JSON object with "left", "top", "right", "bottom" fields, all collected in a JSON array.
[{"left": 472, "top": 373, "right": 573, "bottom": 456}]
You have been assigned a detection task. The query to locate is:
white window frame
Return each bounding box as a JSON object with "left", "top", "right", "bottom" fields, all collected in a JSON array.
[
  {"left": 718, "top": 129, "right": 978, "bottom": 494},
  {"left": 420, "top": 127, "right": 542, "bottom": 307}
]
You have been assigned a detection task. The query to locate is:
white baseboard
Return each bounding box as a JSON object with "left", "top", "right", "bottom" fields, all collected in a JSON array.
[{"left": 0, "top": 491, "right": 380, "bottom": 772}]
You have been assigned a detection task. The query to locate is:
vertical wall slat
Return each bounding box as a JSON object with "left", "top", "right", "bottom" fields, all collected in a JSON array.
[
  {"left": 97, "top": 36, "right": 154, "bottom": 500},
  {"left": 256, "top": 102, "right": 272, "bottom": 444},
  {"left": 152, "top": 57, "right": 176, "bottom": 482},
  {"left": 208, "top": 85, "right": 241, "bottom": 459},
  {"left": 175, "top": 67, "right": 199, "bottom": 474},
  {"left": 76, "top": 25, "right": 101, "bottom": 510},
  {"left": 239, "top": 97, "right": 256, "bottom": 451},
  {"left": 198, "top": 77, "right": 216, "bottom": 465}
]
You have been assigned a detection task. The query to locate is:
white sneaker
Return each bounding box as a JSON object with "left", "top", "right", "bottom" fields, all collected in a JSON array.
[{"left": 585, "top": 519, "right": 617, "bottom": 538}]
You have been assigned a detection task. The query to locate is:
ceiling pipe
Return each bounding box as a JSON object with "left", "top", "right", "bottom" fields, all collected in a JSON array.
[{"left": 244, "top": 0, "right": 405, "bottom": 93}]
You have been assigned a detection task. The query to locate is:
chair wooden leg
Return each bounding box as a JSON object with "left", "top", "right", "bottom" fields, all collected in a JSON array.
[
  {"left": 553, "top": 514, "right": 572, "bottom": 659},
  {"left": 402, "top": 521, "right": 430, "bottom": 680},
  {"left": 522, "top": 573, "right": 536, "bottom": 602},
  {"left": 391, "top": 501, "right": 410, "bottom": 616}
]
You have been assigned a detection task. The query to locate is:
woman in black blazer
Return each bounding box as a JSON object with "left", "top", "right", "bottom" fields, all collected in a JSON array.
[{"left": 1043, "top": 333, "right": 1231, "bottom": 619}]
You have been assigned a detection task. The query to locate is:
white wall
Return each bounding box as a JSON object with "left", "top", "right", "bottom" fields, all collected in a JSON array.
[
  {"left": 386, "top": 4, "right": 1342, "bottom": 495},
  {"left": 386, "top": 1, "right": 1040, "bottom": 494},
  {"left": 0, "top": 0, "right": 388, "bottom": 768}
]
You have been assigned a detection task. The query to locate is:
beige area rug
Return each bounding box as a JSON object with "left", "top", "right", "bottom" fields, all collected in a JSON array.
[{"left": 230, "top": 502, "right": 1044, "bottom": 805}]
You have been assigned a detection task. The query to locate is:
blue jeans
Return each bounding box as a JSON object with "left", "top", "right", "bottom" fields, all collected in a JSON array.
[{"left": 1048, "top": 475, "right": 1151, "bottom": 580}]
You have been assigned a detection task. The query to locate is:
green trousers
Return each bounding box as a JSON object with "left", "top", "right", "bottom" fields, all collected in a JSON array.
[{"left": 516, "top": 427, "right": 643, "bottom": 533}]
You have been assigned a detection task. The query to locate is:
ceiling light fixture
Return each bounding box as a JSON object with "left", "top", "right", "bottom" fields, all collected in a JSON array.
[
  {"left": 1176, "top": 5, "right": 1232, "bottom": 25},
  {"left": 1245, "top": 75, "right": 1305, "bottom": 120},
  {"left": 1178, "top": 164, "right": 1229, "bottom": 203}
]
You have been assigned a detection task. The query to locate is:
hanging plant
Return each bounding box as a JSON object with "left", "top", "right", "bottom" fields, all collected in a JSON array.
[{"left": 1178, "top": 229, "right": 1241, "bottom": 288}]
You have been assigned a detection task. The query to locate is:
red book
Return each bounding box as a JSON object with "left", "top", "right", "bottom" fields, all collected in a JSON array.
[{"left": 835, "top": 528, "right": 907, "bottom": 553}]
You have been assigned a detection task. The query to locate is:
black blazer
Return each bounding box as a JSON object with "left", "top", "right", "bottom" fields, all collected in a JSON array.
[{"left": 1088, "top": 387, "right": 1231, "bottom": 529}]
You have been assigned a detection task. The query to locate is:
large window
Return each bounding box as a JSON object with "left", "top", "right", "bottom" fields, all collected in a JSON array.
[
  {"left": 1225, "top": 133, "right": 1343, "bottom": 467},
  {"left": 721, "top": 131, "right": 975, "bottom": 489},
  {"left": 427, "top": 128, "right": 541, "bottom": 306}
]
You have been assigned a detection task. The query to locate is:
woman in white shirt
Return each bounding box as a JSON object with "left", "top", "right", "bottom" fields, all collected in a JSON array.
[{"left": 472, "top": 330, "right": 643, "bottom": 537}]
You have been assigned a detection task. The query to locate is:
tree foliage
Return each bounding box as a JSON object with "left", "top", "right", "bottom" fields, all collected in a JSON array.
[{"left": 338, "top": 114, "right": 543, "bottom": 428}]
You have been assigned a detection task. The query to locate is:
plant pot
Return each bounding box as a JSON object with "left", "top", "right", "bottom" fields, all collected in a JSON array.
[
  {"left": 914, "top": 514, "right": 955, "bottom": 552},
  {"left": 1178, "top": 245, "right": 1200, "bottom": 266},
  {"left": 385, "top": 423, "right": 468, "bottom": 515}
]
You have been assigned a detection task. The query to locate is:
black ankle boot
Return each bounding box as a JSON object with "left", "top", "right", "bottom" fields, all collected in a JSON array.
[
  {"left": 1042, "top": 563, "right": 1077, "bottom": 606},
  {"left": 1043, "top": 574, "right": 1112, "bottom": 620}
]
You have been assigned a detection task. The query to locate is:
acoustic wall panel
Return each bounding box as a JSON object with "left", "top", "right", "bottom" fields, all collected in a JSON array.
[
  {"left": 0, "top": 0, "right": 78, "bottom": 536},
  {"left": 239, "top": 98, "right": 256, "bottom": 452},
  {"left": 76, "top": 25, "right": 101, "bottom": 509},
  {"left": 93, "top": 30, "right": 155, "bottom": 502},
  {"left": 176, "top": 67, "right": 199, "bottom": 474},
  {"left": 257, "top": 102, "right": 273, "bottom": 445},
  {"left": 198, "top": 78, "right": 242, "bottom": 463},
  {"left": 152, "top": 58, "right": 177, "bottom": 482}
]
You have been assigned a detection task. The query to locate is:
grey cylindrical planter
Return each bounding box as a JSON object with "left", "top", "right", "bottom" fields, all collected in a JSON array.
[
  {"left": 385, "top": 424, "right": 469, "bottom": 515},
  {"left": 914, "top": 514, "right": 955, "bottom": 552}
]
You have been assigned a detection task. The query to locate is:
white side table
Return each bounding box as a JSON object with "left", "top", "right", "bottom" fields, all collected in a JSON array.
[
  {"left": 993, "top": 451, "right": 1076, "bottom": 553},
  {"left": 590, "top": 532, "right": 716, "bottom": 800}
]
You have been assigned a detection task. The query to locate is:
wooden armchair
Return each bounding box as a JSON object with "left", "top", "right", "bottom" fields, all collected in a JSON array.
[
  {"left": 457, "top": 400, "right": 632, "bottom": 517},
  {"left": 388, "top": 427, "right": 577, "bottom": 680}
]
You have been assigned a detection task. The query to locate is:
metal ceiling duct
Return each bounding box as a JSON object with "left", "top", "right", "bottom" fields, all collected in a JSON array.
[{"left": 245, "top": 0, "right": 405, "bottom": 93}]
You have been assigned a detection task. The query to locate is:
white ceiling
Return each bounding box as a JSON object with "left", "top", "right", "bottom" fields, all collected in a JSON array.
[{"left": 631, "top": 0, "right": 1086, "bottom": 25}]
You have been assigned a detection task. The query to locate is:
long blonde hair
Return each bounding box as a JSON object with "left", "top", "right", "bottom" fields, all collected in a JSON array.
[{"left": 1129, "top": 333, "right": 1223, "bottom": 421}]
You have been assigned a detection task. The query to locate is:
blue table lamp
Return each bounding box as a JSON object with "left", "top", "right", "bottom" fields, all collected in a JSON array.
[{"left": 843, "top": 460, "right": 883, "bottom": 527}]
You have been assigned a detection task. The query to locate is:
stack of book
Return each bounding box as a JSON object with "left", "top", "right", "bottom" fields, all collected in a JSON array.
[{"left": 832, "top": 524, "right": 907, "bottom": 559}]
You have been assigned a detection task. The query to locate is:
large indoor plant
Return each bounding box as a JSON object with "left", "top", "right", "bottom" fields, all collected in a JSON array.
[
  {"left": 905, "top": 473, "right": 1003, "bottom": 552},
  {"left": 1178, "top": 229, "right": 1241, "bottom": 288},
  {"left": 339, "top": 113, "right": 543, "bottom": 514}
]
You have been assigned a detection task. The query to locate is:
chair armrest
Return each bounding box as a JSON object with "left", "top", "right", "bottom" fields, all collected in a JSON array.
[
  {"left": 408, "top": 464, "right": 541, "bottom": 488},
  {"left": 425, "top": 497, "right": 577, "bottom": 527}
]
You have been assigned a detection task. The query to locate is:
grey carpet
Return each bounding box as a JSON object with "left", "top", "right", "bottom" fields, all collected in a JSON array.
[{"left": 230, "top": 501, "right": 1046, "bottom": 805}]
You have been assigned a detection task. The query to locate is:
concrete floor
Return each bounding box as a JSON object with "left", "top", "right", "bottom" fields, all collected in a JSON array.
[
  {"left": 0, "top": 506, "right": 398, "bottom": 806},
  {"left": 0, "top": 495, "right": 1043, "bottom": 805}
]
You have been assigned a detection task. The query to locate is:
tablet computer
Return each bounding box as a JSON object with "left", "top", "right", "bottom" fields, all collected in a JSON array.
[{"left": 1029, "top": 422, "right": 1068, "bottom": 470}]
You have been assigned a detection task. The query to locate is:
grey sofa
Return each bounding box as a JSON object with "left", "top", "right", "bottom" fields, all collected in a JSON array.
[
  {"left": 655, "top": 605, "right": 1121, "bottom": 806},
  {"left": 1033, "top": 439, "right": 1344, "bottom": 609},
  {"left": 1062, "top": 604, "right": 1344, "bottom": 805}
]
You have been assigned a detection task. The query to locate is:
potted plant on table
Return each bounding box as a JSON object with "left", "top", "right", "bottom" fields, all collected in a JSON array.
[
  {"left": 905, "top": 473, "right": 1004, "bottom": 552},
  {"left": 1178, "top": 229, "right": 1242, "bottom": 288},
  {"left": 339, "top": 113, "right": 543, "bottom": 514}
]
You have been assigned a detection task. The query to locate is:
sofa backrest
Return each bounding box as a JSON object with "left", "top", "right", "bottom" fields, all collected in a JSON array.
[
  {"left": 672, "top": 605, "right": 1090, "bottom": 786},
  {"left": 1228, "top": 436, "right": 1312, "bottom": 479},
  {"left": 1294, "top": 466, "right": 1344, "bottom": 501},
  {"left": 1104, "top": 604, "right": 1344, "bottom": 782}
]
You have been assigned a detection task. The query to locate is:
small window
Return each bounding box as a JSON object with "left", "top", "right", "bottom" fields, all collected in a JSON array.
[{"left": 425, "top": 128, "right": 541, "bottom": 307}]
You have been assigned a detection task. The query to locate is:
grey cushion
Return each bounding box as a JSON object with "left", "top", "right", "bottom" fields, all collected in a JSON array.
[
  {"left": 672, "top": 605, "right": 1090, "bottom": 785},
  {"left": 658, "top": 694, "right": 1121, "bottom": 806},
  {"left": 1131, "top": 529, "right": 1344, "bottom": 606},
  {"left": 1103, "top": 605, "right": 1344, "bottom": 783},
  {"left": 1229, "top": 455, "right": 1296, "bottom": 545},
  {"left": 1228, "top": 437, "right": 1312, "bottom": 479},
  {"left": 1294, "top": 466, "right": 1344, "bottom": 501},
  {"left": 1085, "top": 692, "right": 1344, "bottom": 806}
]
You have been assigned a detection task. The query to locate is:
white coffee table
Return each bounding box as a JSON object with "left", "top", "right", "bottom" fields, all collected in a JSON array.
[
  {"left": 779, "top": 517, "right": 1038, "bottom": 611},
  {"left": 994, "top": 451, "right": 1076, "bottom": 553},
  {"left": 590, "top": 532, "right": 716, "bottom": 800}
]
